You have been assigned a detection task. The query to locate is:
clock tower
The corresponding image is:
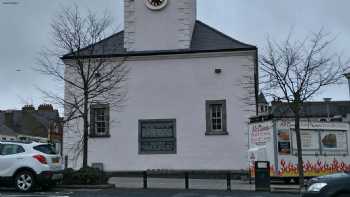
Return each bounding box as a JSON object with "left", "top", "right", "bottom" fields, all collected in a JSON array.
[{"left": 124, "top": 0, "right": 197, "bottom": 51}]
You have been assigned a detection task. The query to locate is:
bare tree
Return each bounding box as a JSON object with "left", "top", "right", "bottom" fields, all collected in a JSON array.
[
  {"left": 260, "top": 30, "right": 348, "bottom": 189},
  {"left": 37, "top": 5, "right": 128, "bottom": 168}
]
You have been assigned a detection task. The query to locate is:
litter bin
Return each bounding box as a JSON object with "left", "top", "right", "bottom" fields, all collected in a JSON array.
[{"left": 255, "top": 161, "right": 270, "bottom": 192}]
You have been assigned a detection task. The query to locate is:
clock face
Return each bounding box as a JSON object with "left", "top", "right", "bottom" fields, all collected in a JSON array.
[{"left": 145, "top": 0, "right": 168, "bottom": 10}]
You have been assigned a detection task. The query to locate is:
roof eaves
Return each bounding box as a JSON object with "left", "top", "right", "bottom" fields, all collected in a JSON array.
[{"left": 61, "top": 47, "right": 257, "bottom": 60}]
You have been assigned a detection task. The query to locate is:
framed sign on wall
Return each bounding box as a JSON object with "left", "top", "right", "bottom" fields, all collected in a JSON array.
[{"left": 138, "top": 119, "right": 177, "bottom": 154}]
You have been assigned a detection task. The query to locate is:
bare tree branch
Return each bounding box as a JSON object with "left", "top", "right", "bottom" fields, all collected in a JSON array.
[
  {"left": 259, "top": 29, "right": 349, "bottom": 189},
  {"left": 37, "top": 5, "right": 127, "bottom": 168}
]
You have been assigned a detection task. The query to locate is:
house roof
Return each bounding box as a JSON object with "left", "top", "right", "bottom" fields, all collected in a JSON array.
[
  {"left": 0, "top": 124, "right": 17, "bottom": 137},
  {"left": 62, "top": 20, "right": 256, "bottom": 59},
  {"left": 258, "top": 93, "right": 268, "bottom": 104},
  {"left": 271, "top": 101, "right": 350, "bottom": 118},
  {"left": 0, "top": 110, "right": 60, "bottom": 138}
]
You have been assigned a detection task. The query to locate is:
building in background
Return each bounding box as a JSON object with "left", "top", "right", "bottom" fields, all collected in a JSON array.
[
  {"left": 0, "top": 104, "right": 63, "bottom": 154},
  {"left": 249, "top": 91, "right": 350, "bottom": 180},
  {"left": 0, "top": 124, "right": 17, "bottom": 141}
]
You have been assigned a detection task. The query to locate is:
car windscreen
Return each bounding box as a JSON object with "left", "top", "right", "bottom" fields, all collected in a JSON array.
[{"left": 33, "top": 144, "right": 57, "bottom": 155}]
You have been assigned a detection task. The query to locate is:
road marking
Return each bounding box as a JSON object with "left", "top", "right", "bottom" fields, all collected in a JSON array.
[
  {"left": 0, "top": 192, "right": 71, "bottom": 197},
  {"left": 0, "top": 195, "right": 69, "bottom": 197},
  {"left": 0, "top": 194, "right": 70, "bottom": 197}
]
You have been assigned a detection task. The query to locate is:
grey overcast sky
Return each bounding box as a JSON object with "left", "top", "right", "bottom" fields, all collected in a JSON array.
[{"left": 1, "top": 0, "right": 350, "bottom": 111}]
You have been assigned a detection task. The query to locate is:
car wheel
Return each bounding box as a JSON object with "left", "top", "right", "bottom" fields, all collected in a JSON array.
[{"left": 14, "top": 171, "right": 35, "bottom": 192}]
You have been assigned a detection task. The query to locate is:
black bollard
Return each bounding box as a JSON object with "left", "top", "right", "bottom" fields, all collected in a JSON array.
[
  {"left": 227, "top": 173, "right": 231, "bottom": 191},
  {"left": 143, "top": 171, "right": 148, "bottom": 189}
]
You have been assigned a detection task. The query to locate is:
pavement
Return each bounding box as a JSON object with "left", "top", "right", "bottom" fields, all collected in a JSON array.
[
  {"left": 0, "top": 188, "right": 300, "bottom": 197},
  {"left": 0, "top": 178, "right": 301, "bottom": 197},
  {"left": 109, "top": 177, "right": 300, "bottom": 192},
  {"left": 109, "top": 177, "right": 256, "bottom": 191}
]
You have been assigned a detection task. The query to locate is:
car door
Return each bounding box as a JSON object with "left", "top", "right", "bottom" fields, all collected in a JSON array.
[
  {"left": 0, "top": 144, "right": 25, "bottom": 177},
  {"left": 0, "top": 143, "right": 5, "bottom": 177}
]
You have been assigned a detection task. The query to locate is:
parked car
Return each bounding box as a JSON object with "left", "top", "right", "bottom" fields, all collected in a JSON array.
[
  {"left": 303, "top": 172, "right": 350, "bottom": 197},
  {"left": 0, "top": 141, "right": 63, "bottom": 192}
]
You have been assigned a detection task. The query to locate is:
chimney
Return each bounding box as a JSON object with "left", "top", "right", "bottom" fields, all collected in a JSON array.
[
  {"left": 324, "top": 98, "right": 332, "bottom": 119},
  {"left": 38, "top": 104, "right": 54, "bottom": 112},
  {"left": 22, "top": 105, "right": 35, "bottom": 112},
  {"left": 323, "top": 98, "right": 332, "bottom": 102},
  {"left": 345, "top": 73, "right": 350, "bottom": 99},
  {"left": 4, "top": 111, "right": 14, "bottom": 129}
]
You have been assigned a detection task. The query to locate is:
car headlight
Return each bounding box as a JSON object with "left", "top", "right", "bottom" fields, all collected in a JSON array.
[{"left": 307, "top": 183, "right": 328, "bottom": 192}]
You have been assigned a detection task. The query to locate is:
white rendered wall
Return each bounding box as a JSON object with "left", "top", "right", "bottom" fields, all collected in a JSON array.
[
  {"left": 124, "top": 0, "right": 196, "bottom": 51},
  {"left": 71, "top": 52, "right": 256, "bottom": 171}
]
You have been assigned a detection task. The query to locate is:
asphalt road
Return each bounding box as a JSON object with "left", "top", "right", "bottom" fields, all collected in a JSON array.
[{"left": 0, "top": 188, "right": 300, "bottom": 197}]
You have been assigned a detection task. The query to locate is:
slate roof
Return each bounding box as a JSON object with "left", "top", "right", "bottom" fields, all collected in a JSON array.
[
  {"left": 62, "top": 20, "right": 256, "bottom": 59},
  {"left": 258, "top": 93, "right": 268, "bottom": 104},
  {"left": 271, "top": 101, "right": 350, "bottom": 118},
  {"left": 0, "top": 124, "right": 17, "bottom": 137},
  {"left": 0, "top": 110, "right": 60, "bottom": 138}
]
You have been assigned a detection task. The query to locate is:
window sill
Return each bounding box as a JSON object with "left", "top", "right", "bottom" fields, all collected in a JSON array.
[
  {"left": 139, "top": 151, "right": 177, "bottom": 155},
  {"left": 205, "top": 131, "right": 229, "bottom": 136},
  {"left": 89, "top": 134, "right": 111, "bottom": 138}
]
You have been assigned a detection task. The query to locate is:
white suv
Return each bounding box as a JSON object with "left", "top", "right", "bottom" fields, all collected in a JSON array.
[{"left": 0, "top": 141, "right": 63, "bottom": 192}]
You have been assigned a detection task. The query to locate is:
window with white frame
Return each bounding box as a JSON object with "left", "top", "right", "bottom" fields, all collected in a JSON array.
[
  {"left": 90, "top": 104, "right": 110, "bottom": 137},
  {"left": 211, "top": 104, "right": 223, "bottom": 131},
  {"left": 206, "top": 100, "right": 227, "bottom": 135}
]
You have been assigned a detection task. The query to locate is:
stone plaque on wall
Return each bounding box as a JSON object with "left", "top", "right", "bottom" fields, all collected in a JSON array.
[{"left": 139, "top": 119, "right": 176, "bottom": 154}]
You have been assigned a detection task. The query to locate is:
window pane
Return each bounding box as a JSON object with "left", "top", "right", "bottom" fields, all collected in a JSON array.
[
  {"left": 1, "top": 144, "right": 18, "bottom": 155},
  {"left": 17, "top": 146, "right": 25, "bottom": 153},
  {"left": 210, "top": 103, "right": 223, "bottom": 131},
  {"left": 100, "top": 122, "right": 106, "bottom": 129},
  {"left": 99, "top": 129, "right": 105, "bottom": 134},
  {"left": 34, "top": 144, "right": 57, "bottom": 155},
  {"left": 96, "top": 122, "right": 104, "bottom": 128}
]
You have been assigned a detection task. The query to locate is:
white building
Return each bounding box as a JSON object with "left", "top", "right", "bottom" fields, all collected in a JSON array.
[{"left": 63, "top": 0, "right": 258, "bottom": 172}]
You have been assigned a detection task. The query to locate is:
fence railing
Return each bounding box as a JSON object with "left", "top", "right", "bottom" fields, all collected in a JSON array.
[{"left": 106, "top": 170, "right": 248, "bottom": 191}]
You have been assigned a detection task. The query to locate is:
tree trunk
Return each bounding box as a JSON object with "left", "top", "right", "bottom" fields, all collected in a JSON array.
[
  {"left": 295, "top": 113, "right": 305, "bottom": 190},
  {"left": 82, "top": 93, "right": 89, "bottom": 169}
]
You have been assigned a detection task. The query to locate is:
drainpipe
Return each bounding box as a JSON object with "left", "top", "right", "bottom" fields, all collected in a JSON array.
[
  {"left": 345, "top": 73, "right": 350, "bottom": 99},
  {"left": 344, "top": 73, "right": 350, "bottom": 123}
]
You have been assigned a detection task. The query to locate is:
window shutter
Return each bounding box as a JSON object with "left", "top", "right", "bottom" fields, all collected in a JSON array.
[{"left": 90, "top": 106, "right": 95, "bottom": 137}]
